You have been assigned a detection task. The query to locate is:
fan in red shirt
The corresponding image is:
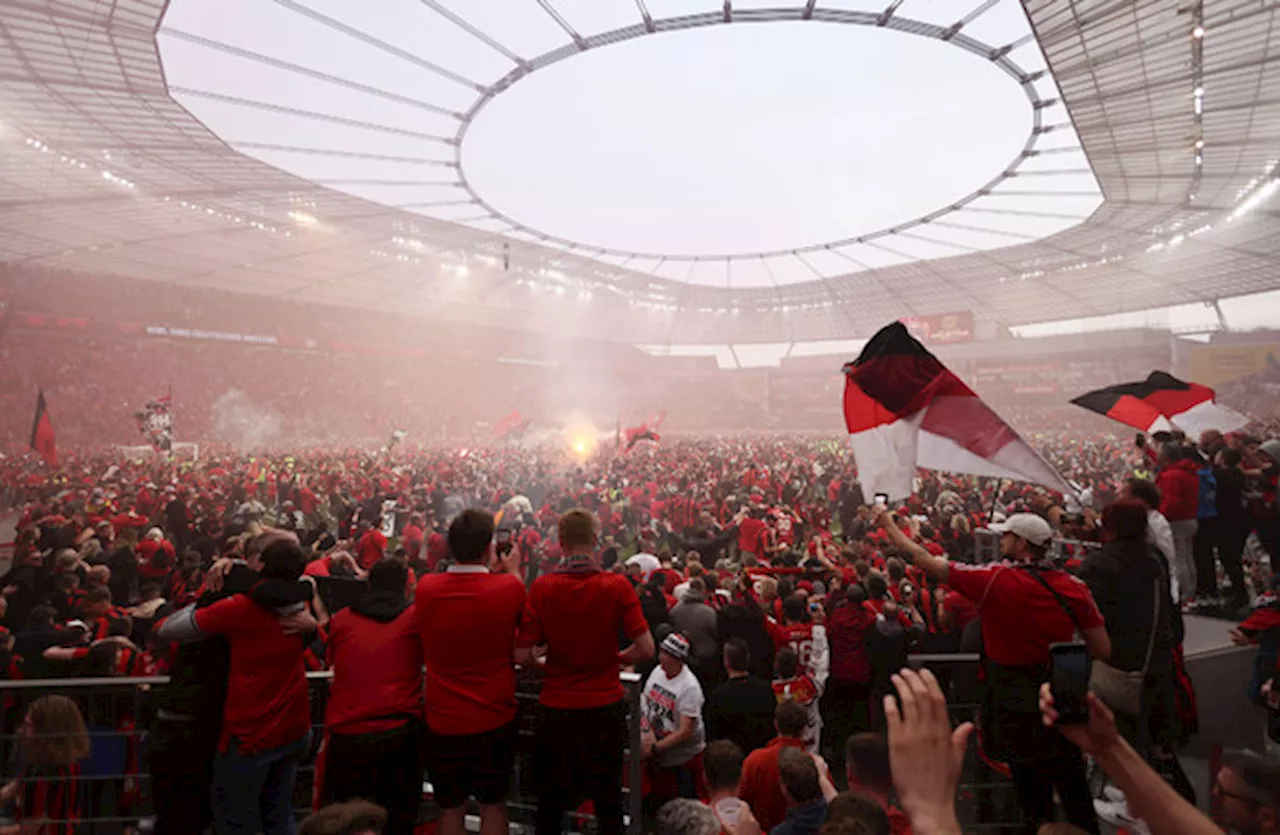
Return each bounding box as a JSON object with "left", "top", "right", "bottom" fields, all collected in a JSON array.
[
  {"left": 738, "top": 510, "right": 770, "bottom": 560},
  {"left": 763, "top": 596, "right": 830, "bottom": 697},
  {"left": 417, "top": 509, "right": 526, "bottom": 835},
  {"left": 737, "top": 699, "right": 811, "bottom": 833},
  {"left": 157, "top": 538, "right": 317, "bottom": 835},
  {"left": 4, "top": 695, "right": 90, "bottom": 835},
  {"left": 318, "top": 559, "right": 422, "bottom": 835},
  {"left": 136, "top": 527, "right": 177, "bottom": 568},
  {"left": 874, "top": 507, "right": 1109, "bottom": 835},
  {"left": 516, "top": 508, "right": 654, "bottom": 835},
  {"left": 80, "top": 589, "right": 131, "bottom": 642},
  {"left": 424, "top": 528, "right": 448, "bottom": 571},
  {"left": 845, "top": 733, "right": 913, "bottom": 835},
  {"left": 355, "top": 522, "right": 387, "bottom": 571},
  {"left": 399, "top": 514, "right": 425, "bottom": 562}
]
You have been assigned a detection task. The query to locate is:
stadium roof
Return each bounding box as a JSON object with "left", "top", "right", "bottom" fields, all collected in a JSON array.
[{"left": 1, "top": 0, "right": 1280, "bottom": 344}]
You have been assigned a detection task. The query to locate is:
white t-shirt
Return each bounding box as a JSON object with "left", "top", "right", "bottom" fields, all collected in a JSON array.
[{"left": 642, "top": 664, "right": 706, "bottom": 768}]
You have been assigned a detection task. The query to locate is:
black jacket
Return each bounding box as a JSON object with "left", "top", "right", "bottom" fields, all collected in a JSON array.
[
  {"left": 667, "top": 525, "right": 740, "bottom": 565},
  {"left": 705, "top": 674, "right": 777, "bottom": 754},
  {"left": 717, "top": 602, "right": 775, "bottom": 681},
  {"left": 1077, "top": 540, "right": 1176, "bottom": 675},
  {"left": 1215, "top": 465, "right": 1248, "bottom": 523}
]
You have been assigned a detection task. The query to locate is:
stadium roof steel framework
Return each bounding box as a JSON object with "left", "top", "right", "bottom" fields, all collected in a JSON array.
[{"left": 1, "top": 0, "right": 1280, "bottom": 345}]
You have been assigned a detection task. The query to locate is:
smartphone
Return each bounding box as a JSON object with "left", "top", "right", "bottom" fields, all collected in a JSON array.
[
  {"left": 874, "top": 493, "right": 889, "bottom": 508},
  {"left": 1049, "top": 642, "right": 1092, "bottom": 724},
  {"left": 495, "top": 529, "right": 512, "bottom": 544}
]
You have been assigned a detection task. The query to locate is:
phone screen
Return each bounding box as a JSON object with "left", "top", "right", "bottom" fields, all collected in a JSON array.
[
  {"left": 874, "top": 493, "right": 888, "bottom": 508},
  {"left": 1050, "top": 642, "right": 1091, "bottom": 724}
]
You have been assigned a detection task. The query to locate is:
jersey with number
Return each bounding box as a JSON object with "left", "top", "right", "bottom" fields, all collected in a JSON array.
[{"left": 765, "top": 621, "right": 830, "bottom": 695}]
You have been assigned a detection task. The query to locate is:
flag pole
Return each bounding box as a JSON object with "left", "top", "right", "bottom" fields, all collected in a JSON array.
[{"left": 988, "top": 478, "right": 1004, "bottom": 524}]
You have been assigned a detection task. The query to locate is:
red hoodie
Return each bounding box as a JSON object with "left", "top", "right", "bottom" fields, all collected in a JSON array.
[{"left": 1156, "top": 459, "right": 1200, "bottom": 522}]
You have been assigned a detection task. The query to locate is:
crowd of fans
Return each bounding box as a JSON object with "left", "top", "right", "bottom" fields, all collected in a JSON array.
[
  {"left": 6, "top": 266, "right": 1277, "bottom": 458},
  {"left": 0, "top": 423, "right": 1276, "bottom": 834}
]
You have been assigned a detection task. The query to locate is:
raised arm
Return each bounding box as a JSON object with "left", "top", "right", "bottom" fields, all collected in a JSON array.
[
  {"left": 874, "top": 508, "right": 950, "bottom": 584},
  {"left": 1041, "top": 686, "right": 1219, "bottom": 835}
]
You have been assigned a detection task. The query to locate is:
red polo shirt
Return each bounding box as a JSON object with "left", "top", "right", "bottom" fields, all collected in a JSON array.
[
  {"left": 195, "top": 595, "right": 310, "bottom": 753},
  {"left": 738, "top": 518, "right": 768, "bottom": 554},
  {"left": 400, "top": 524, "right": 424, "bottom": 560},
  {"left": 356, "top": 529, "right": 387, "bottom": 570},
  {"left": 947, "top": 562, "right": 1104, "bottom": 668},
  {"left": 325, "top": 603, "right": 422, "bottom": 736},
  {"left": 738, "top": 736, "right": 808, "bottom": 833},
  {"left": 416, "top": 565, "right": 526, "bottom": 735},
  {"left": 516, "top": 564, "right": 648, "bottom": 710},
  {"left": 425, "top": 532, "right": 448, "bottom": 571}
]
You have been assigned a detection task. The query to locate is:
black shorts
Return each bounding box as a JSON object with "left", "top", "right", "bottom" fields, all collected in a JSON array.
[
  {"left": 424, "top": 721, "right": 517, "bottom": 809},
  {"left": 533, "top": 700, "right": 629, "bottom": 801}
]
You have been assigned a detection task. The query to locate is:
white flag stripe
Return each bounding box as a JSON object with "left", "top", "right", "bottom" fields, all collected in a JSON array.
[
  {"left": 918, "top": 428, "right": 1075, "bottom": 497},
  {"left": 846, "top": 410, "right": 926, "bottom": 502},
  {"left": 848, "top": 406, "right": 1074, "bottom": 501},
  {"left": 1170, "top": 400, "right": 1250, "bottom": 436}
]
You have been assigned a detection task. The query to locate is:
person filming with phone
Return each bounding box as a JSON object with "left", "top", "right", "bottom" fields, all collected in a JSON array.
[{"left": 874, "top": 505, "right": 1111, "bottom": 834}]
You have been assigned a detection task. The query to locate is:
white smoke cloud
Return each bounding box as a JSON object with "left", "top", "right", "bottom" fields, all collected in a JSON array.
[{"left": 210, "top": 389, "right": 283, "bottom": 449}]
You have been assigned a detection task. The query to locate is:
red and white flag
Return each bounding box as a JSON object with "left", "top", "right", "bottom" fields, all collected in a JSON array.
[{"left": 842, "top": 322, "right": 1071, "bottom": 501}]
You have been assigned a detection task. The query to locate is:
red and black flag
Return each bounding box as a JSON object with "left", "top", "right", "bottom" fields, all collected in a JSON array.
[
  {"left": 29, "top": 389, "right": 58, "bottom": 469},
  {"left": 624, "top": 425, "right": 661, "bottom": 451},
  {"left": 1070, "top": 371, "right": 1248, "bottom": 435},
  {"left": 842, "top": 322, "right": 1070, "bottom": 500}
]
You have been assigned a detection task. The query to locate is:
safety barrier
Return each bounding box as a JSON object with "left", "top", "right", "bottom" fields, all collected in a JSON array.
[
  {"left": 0, "top": 656, "right": 1055, "bottom": 833},
  {"left": 974, "top": 530, "right": 1103, "bottom": 564},
  {"left": 906, "top": 653, "right": 1022, "bottom": 832},
  {"left": 0, "top": 670, "right": 645, "bottom": 834}
]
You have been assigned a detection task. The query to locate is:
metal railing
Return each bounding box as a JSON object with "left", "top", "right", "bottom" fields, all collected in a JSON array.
[
  {"left": 0, "top": 655, "right": 1043, "bottom": 833},
  {"left": 974, "top": 530, "right": 1103, "bottom": 564},
  {"left": 906, "top": 653, "right": 1022, "bottom": 832},
  {"left": 0, "top": 670, "right": 645, "bottom": 834}
]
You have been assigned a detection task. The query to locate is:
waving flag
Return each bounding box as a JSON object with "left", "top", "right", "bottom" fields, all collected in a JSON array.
[
  {"left": 1070, "top": 372, "right": 1249, "bottom": 435},
  {"left": 842, "top": 322, "right": 1071, "bottom": 501},
  {"left": 29, "top": 389, "right": 58, "bottom": 469},
  {"left": 625, "top": 426, "right": 661, "bottom": 451},
  {"left": 134, "top": 391, "right": 174, "bottom": 453}
]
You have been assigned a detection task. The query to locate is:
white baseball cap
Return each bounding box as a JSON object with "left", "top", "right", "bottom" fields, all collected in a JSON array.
[{"left": 989, "top": 513, "right": 1054, "bottom": 547}]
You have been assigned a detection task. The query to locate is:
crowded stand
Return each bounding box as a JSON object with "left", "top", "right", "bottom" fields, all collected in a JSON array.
[
  {"left": 3, "top": 269, "right": 1280, "bottom": 835},
  {"left": 7, "top": 0, "right": 1280, "bottom": 827},
  {"left": 0, "top": 401, "right": 1277, "bottom": 834},
  {"left": 4, "top": 266, "right": 1278, "bottom": 454}
]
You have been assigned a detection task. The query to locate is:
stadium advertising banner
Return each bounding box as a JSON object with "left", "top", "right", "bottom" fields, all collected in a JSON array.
[
  {"left": 1189, "top": 342, "right": 1280, "bottom": 386},
  {"left": 900, "top": 311, "right": 974, "bottom": 344}
]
